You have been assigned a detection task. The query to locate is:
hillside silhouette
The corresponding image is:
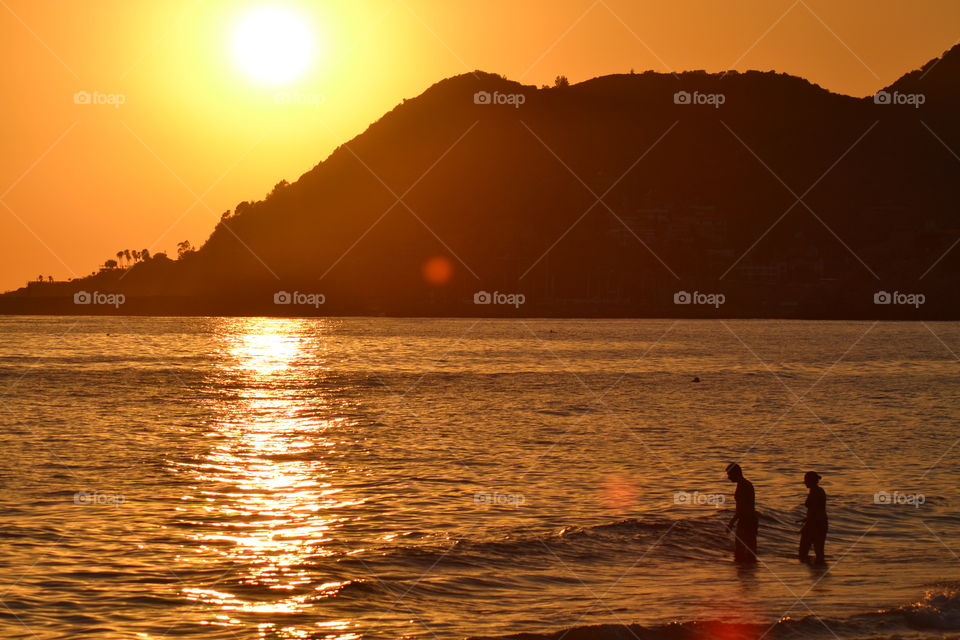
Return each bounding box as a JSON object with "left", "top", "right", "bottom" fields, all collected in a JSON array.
[{"left": 6, "top": 46, "right": 960, "bottom": 318}]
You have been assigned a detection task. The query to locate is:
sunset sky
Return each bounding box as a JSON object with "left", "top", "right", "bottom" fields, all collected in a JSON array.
[{"left": 1, "top": 0, "right": 957, "bottom": 292}]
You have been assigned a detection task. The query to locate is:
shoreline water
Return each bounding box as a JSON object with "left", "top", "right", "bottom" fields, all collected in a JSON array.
[{"left": 1, "top": 317, "right": 958, "bottom": 639}]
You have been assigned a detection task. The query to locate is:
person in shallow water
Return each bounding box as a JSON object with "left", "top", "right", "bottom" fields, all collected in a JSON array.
[
  {"left": 798, "top": 471, "right": 828, "bottom": 564},
  {"left": 725, "top": 463, "right": 759, "bottom": 563}
]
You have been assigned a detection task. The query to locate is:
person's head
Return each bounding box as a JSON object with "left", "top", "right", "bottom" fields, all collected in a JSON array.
[
  {"left": 804, "top": 471, "right": 821, "bottom": 488},
  {"left": 726, "top": 462, "right": 743, "bottom": 482}
]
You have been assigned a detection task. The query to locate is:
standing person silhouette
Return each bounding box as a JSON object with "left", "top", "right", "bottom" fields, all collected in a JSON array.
[
  {"left": 725, "top": 463, "right": 758, "bottom": 563},
  {"left": 799, "top": 471, "right": 827, "bottom": 564}
]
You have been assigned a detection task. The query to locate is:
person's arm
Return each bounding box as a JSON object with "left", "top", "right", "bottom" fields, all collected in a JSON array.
[
  {"left": 797, "top": 490, "right": 812, "bottom": 525},
  {"left": 728, "top": 483, "right": 741, "bottom": 529}
]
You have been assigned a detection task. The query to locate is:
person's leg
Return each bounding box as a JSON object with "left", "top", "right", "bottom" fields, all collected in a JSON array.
[
  {"left": 799, "top": 529, "right": 811, "bottom": 562},
  {"left": 813, "top": 526, "right": 826, "bottom": 563},
  {"left": 737, "top": 520, "right": 758, "bottom": 563},
  {"left": 733, "top": 521, "right": 750, "bottom": 562},
  {"left": 734, "top": 530, "right": 746, "bottom": 561}
]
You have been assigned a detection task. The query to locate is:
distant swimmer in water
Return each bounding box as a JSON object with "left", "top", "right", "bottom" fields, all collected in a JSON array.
[
  {"left": 692, "top": 376, "right": 700, "bottom": 383},
  {"left": 725, "top": 463, "right": 758, "bottom": 563},
  {"left": 798, "top": 471, "right": 827, "bottom": 564}
]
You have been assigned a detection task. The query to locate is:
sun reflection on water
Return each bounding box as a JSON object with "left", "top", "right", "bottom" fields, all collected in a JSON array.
[{"left": 175, "top": 318, "right": 360, "bottom": 639}]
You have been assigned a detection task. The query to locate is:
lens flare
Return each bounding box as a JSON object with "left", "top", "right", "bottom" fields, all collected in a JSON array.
[{"left": 423, "top": 256, "right": 454, "bottom": 286}]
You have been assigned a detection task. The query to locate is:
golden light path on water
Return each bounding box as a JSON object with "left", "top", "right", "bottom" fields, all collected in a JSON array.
[{"left": 176, "top": 318, "right": 362, "bottom": 639}]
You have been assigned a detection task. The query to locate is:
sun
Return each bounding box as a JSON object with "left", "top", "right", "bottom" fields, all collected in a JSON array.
[{"left": 232, "top": 7, "right": 314, "bottom": 86}]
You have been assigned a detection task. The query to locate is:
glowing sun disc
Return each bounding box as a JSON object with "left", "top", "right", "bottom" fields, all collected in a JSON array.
[{"left": 233, "top": 7, "right": 313, "bottom": 85}]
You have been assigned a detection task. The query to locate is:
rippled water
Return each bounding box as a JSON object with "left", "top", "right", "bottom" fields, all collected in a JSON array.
[{"left": 1, "top": 317, "right": 960, "bottom": 639}]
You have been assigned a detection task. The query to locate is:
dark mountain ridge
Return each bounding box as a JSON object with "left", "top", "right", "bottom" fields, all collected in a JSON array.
[{"left": 6, "top": 46, "right": 960, "bottom": 318}]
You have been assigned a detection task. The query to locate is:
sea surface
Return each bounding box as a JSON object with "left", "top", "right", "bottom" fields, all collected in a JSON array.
[{"left": 1, "top": 317, "right": 960, "bottom": 640}]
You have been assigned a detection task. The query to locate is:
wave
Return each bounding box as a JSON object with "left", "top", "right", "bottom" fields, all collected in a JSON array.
[
  {"left": 467, "top": 584, "right": 960, "bottom": 640},
  {"left": 336, "top": 511, "right": 804, "bottom": 571},
  {"left": 330, "top": 505, "right": 938, "bottom": 590}
]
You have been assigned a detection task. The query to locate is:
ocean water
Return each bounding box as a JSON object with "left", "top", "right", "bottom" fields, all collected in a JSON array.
[{"left": 1, "top": 317, "right": 959, "bottom": 640}]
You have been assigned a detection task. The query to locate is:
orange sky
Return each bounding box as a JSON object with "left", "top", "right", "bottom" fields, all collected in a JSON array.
[{"left": 1, "top": 0, "right": 957, "bottom": 292}]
